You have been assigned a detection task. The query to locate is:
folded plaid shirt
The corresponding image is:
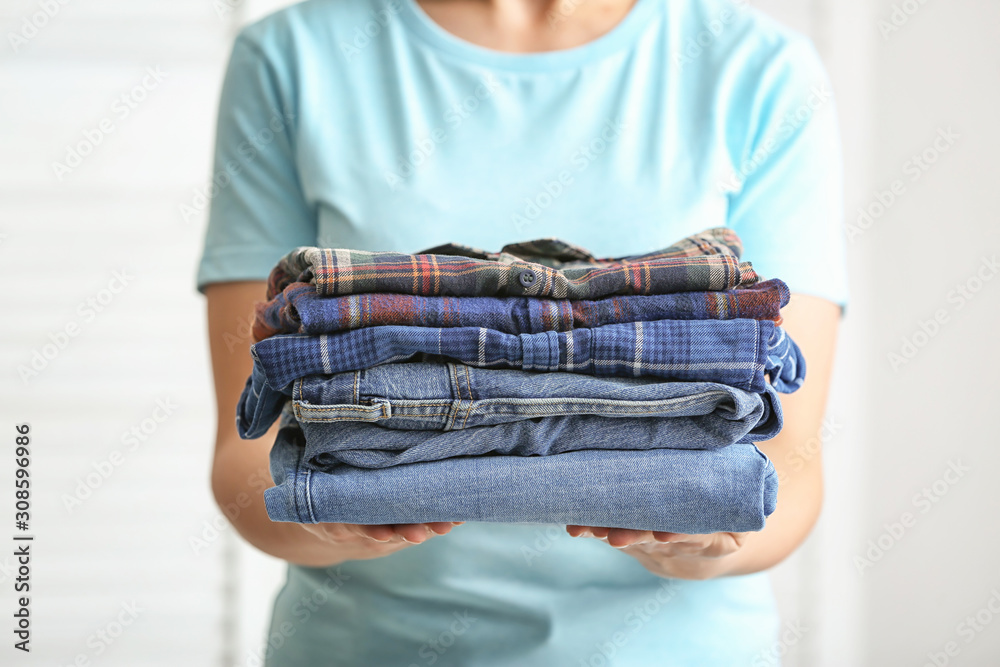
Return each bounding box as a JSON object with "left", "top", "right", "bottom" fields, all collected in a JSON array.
[
  {"left": 253, "top": 279, "right": 789, "bottom": 342},
  {"left": 249, "top": 318, "right": 805, "bottom": 395},
  {"left": 266, "top": 227, "right": 758, "bottom": 300}
]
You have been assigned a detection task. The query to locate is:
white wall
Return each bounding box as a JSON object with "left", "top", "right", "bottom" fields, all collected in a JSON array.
[
  {"left": 858, "top": 0, "right": 1000, "bottom": 664},
  {"left": 1, "top": 0, "right": 996, "bottom": 665},
  {"left": 0, "top": 1, "right": 261, "bottom": 664}
]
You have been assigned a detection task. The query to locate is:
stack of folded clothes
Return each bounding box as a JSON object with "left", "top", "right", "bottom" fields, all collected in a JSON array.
[{"left": 236, "top": 228, "right": 804, "bottom": 534}]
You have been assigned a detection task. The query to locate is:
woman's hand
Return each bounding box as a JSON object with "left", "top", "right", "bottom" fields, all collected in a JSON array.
[
  {"left": 298, "top": 522, "right": 463, "bottom": 562},
  {"left": 565, "top": 295, "right": 842, "bottom": 581},
  {"left": 566, "top": 525, "right": 749, "bottom": 579}
]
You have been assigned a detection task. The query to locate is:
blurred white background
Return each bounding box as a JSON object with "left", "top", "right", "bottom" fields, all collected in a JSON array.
[{"left": 0, "top": 0, "right": 997, "bottom": 665}]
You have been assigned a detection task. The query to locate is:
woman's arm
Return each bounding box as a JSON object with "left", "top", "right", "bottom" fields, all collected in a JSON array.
[
  {"left": 205, "top": 281, "right": 460, "bottom": 567},
  {"left": 567, "top": 293, "right": 840, "bottom": 579}
]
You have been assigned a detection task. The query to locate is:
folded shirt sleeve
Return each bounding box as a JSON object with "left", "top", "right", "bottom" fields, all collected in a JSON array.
[
  {"left": 723, "top": 36, "right": 849, "bottom": 310},
  {"left": 195, "top": 32, "right": 318, "bottom": 293}
]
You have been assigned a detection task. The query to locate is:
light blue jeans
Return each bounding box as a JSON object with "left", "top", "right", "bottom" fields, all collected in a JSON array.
[
  {"left": 291, "top": 360, "right": 783, "bottom": 431},
  {"left": 265, "top": 418, "right": 779, "bottom": 533},
  {"left": 286, "top": 363, "right": 783, "bottom": 468},
  {"left": 241, "top": 362, "right": 783, "bottom": 461}
]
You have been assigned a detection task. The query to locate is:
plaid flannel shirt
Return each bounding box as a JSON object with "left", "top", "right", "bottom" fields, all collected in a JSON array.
[
  {"left": 249, "top": 318, "right": 805, "bottom": 396},
  {"left": 252, "top": 279, "right": 789, "bottom": 342},
  {"left": 265, "top": 227, "right": 758, "bottom": 300}
]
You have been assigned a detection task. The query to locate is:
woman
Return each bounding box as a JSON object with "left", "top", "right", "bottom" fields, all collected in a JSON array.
[{"left": 198, "top": 0, "right": 846, "bottom": 663}]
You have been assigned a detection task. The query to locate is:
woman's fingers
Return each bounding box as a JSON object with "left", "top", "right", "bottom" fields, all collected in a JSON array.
[
  {"left": 387, "top": 524, "right": 428, "bottom": 543},
  {"left": 605, "top": 529, "right": 653, "bottom": 547},
  {"left": 567, "top": 526, "right": 751, "bottom": 562},
  {"left": 567, "top": 526, "right": 656, "bottom": 547},
  {"left": 426, "top": 522, "right": 463, "bottom": 535},
  {"left": 357, "top": 524, "right": 398, "bottom": 542},
  {"left": 566, "top": 525, "right": 612, "bottom": 538},
  {"left": 391, "top": 522, "right": 464, "bottom": 543}
]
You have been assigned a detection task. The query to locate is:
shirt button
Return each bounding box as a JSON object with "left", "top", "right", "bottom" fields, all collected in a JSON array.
[{"left": 518, "top": 269, "right": 537, "bottom": 288}]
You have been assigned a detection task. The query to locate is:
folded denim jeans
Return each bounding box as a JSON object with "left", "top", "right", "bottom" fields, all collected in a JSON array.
[
  {"left": 266, "top": 228, "right": 757, "bottom": 300},
  {"left": 297, "top": 403, "right": 781, "bottom": 468},
  {"left": 248, "top": 319, "right": 804, "bottom": 399},
  {"left": 256, "top": 365, "right": 785, "bottom": 467},
  {"left": 238, "top": 358, "right": 782, "bottom": 440},
  {"left": 237, "top": 362, "right": 290, "bottom": 439},
  {"left": 264, "top": 420, "right": 779, "bottom": 533},
  {"left": 292, "top": 362, "right": 783, "bottom": 433},
  {"left": 252, "top": 279, "right": 789, "bottom": 342}
]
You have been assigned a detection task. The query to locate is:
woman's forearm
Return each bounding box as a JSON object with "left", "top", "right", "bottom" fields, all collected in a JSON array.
[
  {"left": 211, "top": 430, "right": 375, "bottom": 566},
  {"left": 212, "top": 431, "right": 461, "bottom": 566},
  {"left": 205, "top": 282, "right": 457, "bottom": 567}
]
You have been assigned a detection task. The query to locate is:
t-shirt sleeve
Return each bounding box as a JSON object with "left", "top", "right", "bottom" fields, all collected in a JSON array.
[
  {"left": 195, "top": 32, "right": 317, "bottom": 293},
  {"left": 724, "top": 36, "right": 848, "bottom": 310}
]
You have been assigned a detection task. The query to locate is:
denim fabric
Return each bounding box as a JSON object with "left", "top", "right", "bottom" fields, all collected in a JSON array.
[
  {"left": 297, "top": 401, "right": 781, "bottom": 468},
  {"left": 266, "top": 228, "right": 757, "bottom": 300},
  {"left": 252, "top": 279, "right": 790, "bottom": 342},
  {"left": 249, "top": 318, "right": 805, "bottom": 396},
  {"left": 236, "top": 362, "right": 289, "bottom": 439},
  {"left": 238, "top": 361, "right": 782, "bottom": 442},
  {"left": 265, "top": 420, "right": 779, "bottom": 533},
  {"left": 292, "top": 361, "right": 782, "bottom": 429}
]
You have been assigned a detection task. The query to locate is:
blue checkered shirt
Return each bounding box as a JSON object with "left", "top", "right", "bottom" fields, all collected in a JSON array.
[{"left": 250, "top": 319, "right": 804, "bottom": 395}]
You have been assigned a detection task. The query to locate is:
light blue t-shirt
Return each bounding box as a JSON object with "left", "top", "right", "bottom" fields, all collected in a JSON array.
[{"left": 197, "top": 0, "right": 847, "bottom": 664}]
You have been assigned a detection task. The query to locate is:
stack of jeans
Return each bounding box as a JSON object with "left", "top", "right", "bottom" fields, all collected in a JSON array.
[{"left": 237, "top": 228, "right": 804, "bottom": 534}]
